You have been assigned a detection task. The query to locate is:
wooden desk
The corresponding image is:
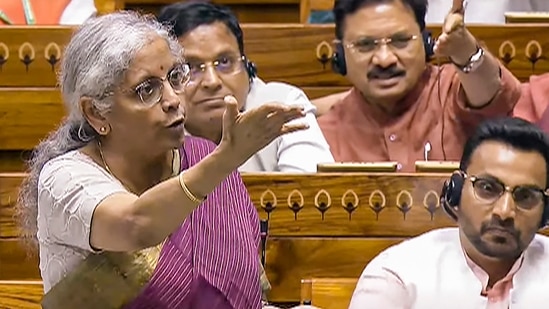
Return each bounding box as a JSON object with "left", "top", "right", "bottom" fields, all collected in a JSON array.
[
  {"left": 0, "top": 280, "right": 42, "bottom": 309},
  {"left": 1, "top": 24, "right": 547, "bottom": 88},
  {"left": 300, "top": 278, "right": 357, "bottom": 309},
  {"left": 3, "top": 172, "right": 549, "bottom": 301},
  {"left": 1, "top": 24, "right": 548, "bottom": 167},
  {"left": 0, "top": 172, "right": 455, "bottom": 302}
]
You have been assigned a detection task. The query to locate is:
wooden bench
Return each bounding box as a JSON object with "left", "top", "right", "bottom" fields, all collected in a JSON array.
[
  {"left": 300, "top": 278, "right": 357, "bottom": 309},
  {"left": 4, "top": 172, "right": 549, "bottom": 302},
  {"left": 0, "top": 280, "right": 42, "bottom": 309},
  {"left": 1, "top": 24, "right": 547, "bottom": 89},
  {"left": 0, "top": 172, "right": 464, "bottom": 302},
  {"left": 1, "top": 24, "right": 548, "bottom": 170}
]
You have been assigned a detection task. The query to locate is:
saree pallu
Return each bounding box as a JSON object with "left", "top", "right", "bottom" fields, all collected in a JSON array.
[{"left": 41, "top": 136, "right": 262, "bottom": 309}]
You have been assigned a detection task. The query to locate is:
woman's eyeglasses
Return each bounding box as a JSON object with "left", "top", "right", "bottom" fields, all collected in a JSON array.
[{"left": 132, "top": 63, "right": 191, "bottom": 106}]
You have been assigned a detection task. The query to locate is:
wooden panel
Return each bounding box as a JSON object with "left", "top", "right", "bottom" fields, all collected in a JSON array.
[
  {"left": 4, "top": 173, "right": 549, "bottom": 301},
  {"left": 94, "top": 0, "right": 123, "bottom": 14},
  {"left": 0, "top": 89, "right": 64, "bottom": 151},
  {"left": 244, "top": 173, "right": 457, "bottom": 237},
  {"left": 301, "top": 278, "right": 357, "bottom": 309},
  {"left": 2, "top": 173, "right": 457, "bottom": 238},
  {"left": 505, "top": 12, "right": 549, "bottom": 24},
  {"left": 0, "top": 85, "right": 346, "bottom": 152},
  {"left": 5, "top": 173, "right": 549, "bottom": 238},
  {"left": 0, "top": 236, "right": 397, "bottom": 302},
  {"left": 0, "top": 240, "right": 39, "bottom": 280},
  {"left": 0, "top": 173, "right": 26, "bottom": 240},
  {"left": 1, "top": 25, "right": 548, "bottom": 88},
  {"left": 0, "top": 151, "right": 28, "bottom": 173},
  {"left": 0, "top": 28, "right": 72, "bottom": 87},
  {"left": 264, "top": 237, "right": 402, "bottom": 301},
  {"left": 0, "top": 281, "right": 42, "bottom": 309}
]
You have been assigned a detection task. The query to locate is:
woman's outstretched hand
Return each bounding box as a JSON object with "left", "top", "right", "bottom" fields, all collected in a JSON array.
[{"left": 219, "top": 95, "right": 308, "bottom": 167}]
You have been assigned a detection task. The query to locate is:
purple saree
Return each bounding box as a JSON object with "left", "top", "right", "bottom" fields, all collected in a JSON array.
[
  {"left": 126, "top": 136, "right": 262, "bottom": 309},
  {"left": 40, "top": 136, "right": 262, "bottom": 309}
]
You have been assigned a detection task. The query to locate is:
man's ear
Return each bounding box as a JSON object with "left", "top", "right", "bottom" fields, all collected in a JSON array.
[{"left": 80, "top": 96, "right": 110, "bottom": 135}]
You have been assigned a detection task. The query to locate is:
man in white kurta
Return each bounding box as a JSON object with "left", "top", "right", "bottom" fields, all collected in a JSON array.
[
  {"left": 238, "top": 77, "right": 334, "bottom": 172},
  {"left": 157, "top": 1, "right": 334, "bottom": 173},
  {"left": 349, "top": 117, "right": 549, "bottom": 309}
]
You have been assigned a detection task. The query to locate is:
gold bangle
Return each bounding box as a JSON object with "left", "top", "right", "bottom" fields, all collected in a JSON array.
[{"left": 178, "top": 172, "right": 205, "bottom": 204}]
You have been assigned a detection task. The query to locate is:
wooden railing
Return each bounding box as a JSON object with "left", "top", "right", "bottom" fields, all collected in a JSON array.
[
  {"left": 4, "top": 172, "right": 549, "bottom": 304},
  {"left": 2, "top": 25, "right": 548, "bottom": 89},
  {"left": 1, "top": 24, "right": 549, "bottom": 170},
  {"left": 0, "top": 172, "right": 462, "bottom": 304},
  {"left": 300, "top": 278, "right": 357, "bottom": 309}
]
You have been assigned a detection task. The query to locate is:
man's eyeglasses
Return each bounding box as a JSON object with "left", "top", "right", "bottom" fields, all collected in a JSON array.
[
  {"left": 466, "top": 174, "right": 548, "bottom": 210},
  {"left": 130, "top": 63, "right": 190, "bottom": 106},
  {"left": 186, "top": 55, "right": 246, "bottom": 83},
  {"left": 341, "top": 34, "right": 418, "bottom": 53}
]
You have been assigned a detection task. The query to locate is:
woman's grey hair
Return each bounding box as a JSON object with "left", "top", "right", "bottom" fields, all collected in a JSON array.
[{"left": 16, "top": 10, "right": 183, "bottom": 251}]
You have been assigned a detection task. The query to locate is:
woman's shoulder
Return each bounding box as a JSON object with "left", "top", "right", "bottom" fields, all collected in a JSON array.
[
  {"left": 39, "top": 150, "right": 120, "bottom": 192},
  {"left": 42, "top": 150, "right": 100, "bottom": 172}
]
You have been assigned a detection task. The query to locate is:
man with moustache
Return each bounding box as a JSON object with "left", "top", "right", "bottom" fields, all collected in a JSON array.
[
  {"left": 157, "top": 1, "right": 334, "bottom": 173},
  {"left": 316, "top": 0, "right": 521, "bottom": 172},
  {"left": 348, "top": 117, "right": 549, "bottom": 308}
]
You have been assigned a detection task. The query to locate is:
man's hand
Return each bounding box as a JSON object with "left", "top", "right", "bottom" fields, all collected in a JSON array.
[{"left": 433, "top": 0, "right": 478, "bottom": 65}]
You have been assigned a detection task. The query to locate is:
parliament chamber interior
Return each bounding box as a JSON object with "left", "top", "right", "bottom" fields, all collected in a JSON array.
[{"left": 1, "top": 0, "right": 549, "bottom": 308}]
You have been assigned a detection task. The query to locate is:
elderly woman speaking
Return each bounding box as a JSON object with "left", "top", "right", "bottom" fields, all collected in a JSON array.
[{"left": 16, "top": 11, "right": 307, "bottom": 309}]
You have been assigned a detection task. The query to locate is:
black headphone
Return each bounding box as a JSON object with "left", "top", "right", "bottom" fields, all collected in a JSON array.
[
  {"left": 440, "top": 170, "right": 549, "bottom": 228},
  {"left": 331, "top": 29, "right": 435, "bottom": 76},
  {"left": 244, "top": 55, "right": 257, "bottom": 83}
]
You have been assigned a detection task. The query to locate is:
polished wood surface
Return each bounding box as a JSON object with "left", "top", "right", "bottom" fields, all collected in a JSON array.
[
  {"left": 1, "top": 24, "right": 547, "bottom": 88},
  {"left": 301, "top": 278, "right": 357, "bottom": 309},
  {"left": 94, "top": 0, "right": 124, "bottom": 14},
  {"left": 4, "top": 172, "right": 548, "bottom": 301},
  {"left": 0, "top": 89, "right": 63, "bottom": 151},
  {"left": 244, "top": 173, "right": 455, "bottom": 237},
  {"left": 1, "top": 172, "right": 452, "bottom": 301},
  {"left": 1, "top": 173, "right": 456, "bottom": 239},
  {"left": 0, "top": 281, "right": 42, "bottom": 309},
  {"left": 1, "top": 24, "right": 548, "bottom": 154}
]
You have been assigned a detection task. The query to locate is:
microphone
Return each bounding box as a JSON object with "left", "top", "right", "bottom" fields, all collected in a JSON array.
[
  {"left": 260, "top": 219, "right": 269, "bottom": 267},
  {"left": 424, "top": 142, "right": 432, "bottom": 161}
]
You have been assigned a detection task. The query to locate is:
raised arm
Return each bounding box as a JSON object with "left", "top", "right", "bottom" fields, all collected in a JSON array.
[
  {"left": 433, "top": 0, "right": 520, "bottom": 108},
  {"left": 42, "top": 98, "right": 307, "bottom": 252}
]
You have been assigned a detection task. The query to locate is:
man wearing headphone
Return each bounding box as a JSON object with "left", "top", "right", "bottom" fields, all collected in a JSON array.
[
  {"left": 348, "top": 117, "right": 549, "bottom": 308},
  {"left": 316, "top": 0, "right": 522, "bottom": 172},
  {"left": 157, "top": 1, "right": 334, "bottom": 173}
]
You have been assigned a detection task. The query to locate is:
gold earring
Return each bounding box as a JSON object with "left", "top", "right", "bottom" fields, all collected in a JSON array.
[{"left": 100, "top": 127, "right": 106, "bottom": 133}]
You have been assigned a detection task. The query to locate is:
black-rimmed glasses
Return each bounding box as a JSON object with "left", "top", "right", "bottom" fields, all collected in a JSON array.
[{"left": 466, "top": 174, "right": 548, "bottom": 210}]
